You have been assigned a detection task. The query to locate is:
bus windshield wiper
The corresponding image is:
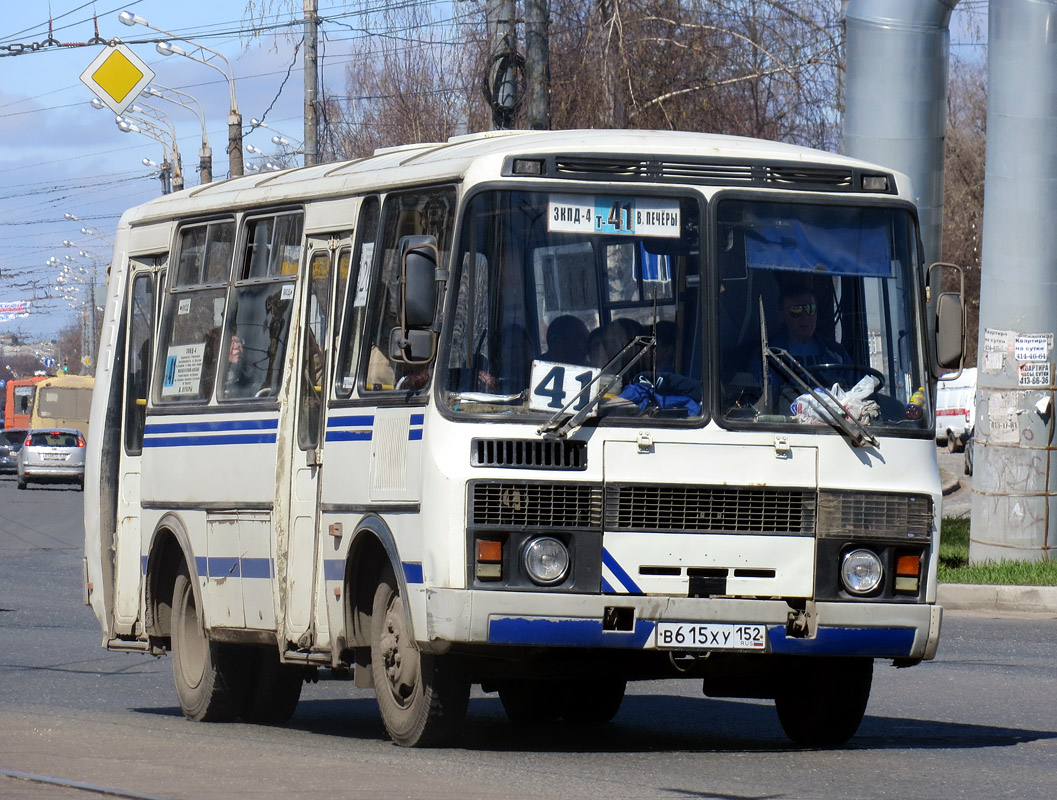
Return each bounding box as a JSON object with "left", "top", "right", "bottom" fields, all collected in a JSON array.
[
  {"left": 538, "top": 335, "right": 656, "bottom": 439},
  {"left": 763, "top": 346, "right": 879, "bottom": 448}
]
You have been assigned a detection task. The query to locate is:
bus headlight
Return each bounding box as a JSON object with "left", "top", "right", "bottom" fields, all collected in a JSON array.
[
  {"left": 840, "top": 548, "right": 884, "bottom": 595},
  {"left": 523, "top": 537, "right": 570, "bottom": 585}
]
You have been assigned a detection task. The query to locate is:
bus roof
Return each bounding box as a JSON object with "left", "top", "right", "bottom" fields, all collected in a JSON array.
[{"left": 119, "top": 129, "right": 913, "bottom": 228}]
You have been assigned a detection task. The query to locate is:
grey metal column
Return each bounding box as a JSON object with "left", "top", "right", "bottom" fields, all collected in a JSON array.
[
  {"left": 843, "top": 0, "right": 959, "bottom": 268},
  {"left": 971, "top": 0, "right": 1057, "bottom": 563}
]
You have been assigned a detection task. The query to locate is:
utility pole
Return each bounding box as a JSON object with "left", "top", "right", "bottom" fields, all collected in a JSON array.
[
  {"left": 304, "top": 0, "right": 319, "bottom": 165},
  {"left": 525, "top": 0, "right": 550, "bottom": 129},
  {"left": 486, "top": 0, "right": 518, "bottom": 129}
]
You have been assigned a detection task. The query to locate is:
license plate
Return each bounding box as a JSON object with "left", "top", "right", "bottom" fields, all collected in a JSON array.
[
  {"left": 655, "top": 622, "right": 767, "bottom": 651},
  {"left": 42, "top": 453, "right": 68, "bottom": 461}
]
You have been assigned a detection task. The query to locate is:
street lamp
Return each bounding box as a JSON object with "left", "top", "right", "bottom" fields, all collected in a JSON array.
[
  {"left": 115, "top": 117, "right": 182, "bottom": 193},
  {"left": 142, "top": 83, "right": 212, "bottom": 183},
  {"left": 120, "top": 10, "right": 243, "bottom": 177}
]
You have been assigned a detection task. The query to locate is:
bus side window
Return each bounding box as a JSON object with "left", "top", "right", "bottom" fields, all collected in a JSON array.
[
  {"left": 298, "top": 249, "right": 333, "bottom": 449},
  {"left": 362, "top": 188, "right": 456, "bottom": 393},
  {"left": 125, "top": 272, "right": 156, "bottom": 454},
  {"left": 218, "top": 211, "right": 304, "bottom": 401},
  {"left": 157, "top": 220, "right": 234, "bottom": 404},
  {"left": 335, "top": 197, "right": 379, "bottom": 398}
]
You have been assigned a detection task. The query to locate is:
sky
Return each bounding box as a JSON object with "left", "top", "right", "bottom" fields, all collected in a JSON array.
[
  {"left": 0, "top": 0, "right": 987, "bottom": 345},
  {"left": 0, "top": 0, "right": 381, "bottom": 341}
]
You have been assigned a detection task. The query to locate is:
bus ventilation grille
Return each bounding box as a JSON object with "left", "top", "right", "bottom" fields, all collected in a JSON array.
[
  {"left": 816, "top": 490, "right": 933, "bottom": 541},
  {"left": 471, "top": 438, "right": 587, "bottom": 470},
  {"left": 551, "top": 157, "right": 858, "bottom": 191},
  {"left": 605, "top": 484, "right": 816, "bottom": 535},
  {"left": 471, "top": 481, "right": 603, "bottom": 528}
]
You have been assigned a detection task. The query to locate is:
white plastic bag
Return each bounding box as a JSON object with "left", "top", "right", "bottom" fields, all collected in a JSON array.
[{"left": 791, "top": 375, "right": 880, "bottom": 425}]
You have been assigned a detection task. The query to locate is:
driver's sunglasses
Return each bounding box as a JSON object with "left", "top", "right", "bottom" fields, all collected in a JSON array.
[{"left": 786, "top": 303, "right": 817, "bottom": 318}]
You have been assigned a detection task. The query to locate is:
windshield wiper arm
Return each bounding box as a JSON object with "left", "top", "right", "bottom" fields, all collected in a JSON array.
[
  {"left": 764, "top": 346, "right": 879, "bottom": 448},
  {"left": 538, "top": 335, "right": 656, "bottom": 439}
]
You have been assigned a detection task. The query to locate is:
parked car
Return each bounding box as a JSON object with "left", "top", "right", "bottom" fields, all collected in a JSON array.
[
  {"left": 16, "top": 428, "right": 86, "bottom": 490},
  {"left": 0, "top": 428, "right": 28, "bottom": 474},
  {"left": 936, "top": 367, "right": 977, "bottom": 453}
]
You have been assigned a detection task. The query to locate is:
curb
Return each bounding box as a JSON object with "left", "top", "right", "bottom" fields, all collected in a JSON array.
[
  {"left": 938, "top": 583, "right": 1057, "bottom": 614},
  {"left": 938, "top": 467, "right": 961, "bottom": 496}
]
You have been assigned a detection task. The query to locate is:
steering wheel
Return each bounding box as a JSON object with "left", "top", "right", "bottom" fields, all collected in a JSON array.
[{"left": 812, "top": 363, "right": 885, "bottom": 391}]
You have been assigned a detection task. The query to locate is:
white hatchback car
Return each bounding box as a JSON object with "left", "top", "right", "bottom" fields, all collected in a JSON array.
[{"left": 16, "top": 428, "right": 86, "bottom": 490}]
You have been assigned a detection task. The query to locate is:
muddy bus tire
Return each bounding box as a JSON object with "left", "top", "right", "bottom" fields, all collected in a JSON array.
[
  {"left": 774, "top": 657, "right": 872, "bottom": 747},
  {"left": 243, "top": 649, "right": 305, "bottom": 724},
  {"left": 171, "top": 567, "right": 251, "bottom": 722},
  {"left": 497, "top": 680, "right": 562, "bottom": 724},
  {"left": 370, "top": 565, "right": 470, "bottom": 746},
  {"left": 560, "top": 678, "right": 626, "bottom": 723}
]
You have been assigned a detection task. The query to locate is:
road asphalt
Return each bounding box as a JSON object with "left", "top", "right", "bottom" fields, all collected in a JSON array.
[{"left": 937, "top": 466, "right": 1057, "bottom": 615}]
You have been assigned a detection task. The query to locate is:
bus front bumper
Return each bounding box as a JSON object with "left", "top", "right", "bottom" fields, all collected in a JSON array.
[{"left": 421, "top": 589, "right": 942, "bottom": 662}]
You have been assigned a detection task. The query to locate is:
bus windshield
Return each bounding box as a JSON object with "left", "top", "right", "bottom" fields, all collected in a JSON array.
[
  {"left": 716, "top": 198, "right": 930, "bottom": 434},
  {"left": 443, "top": 189, "right": 703, "bottom": 422}
]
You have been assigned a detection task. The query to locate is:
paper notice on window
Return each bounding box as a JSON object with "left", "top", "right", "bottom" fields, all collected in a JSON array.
[
  {"left": 161, "top": 343, "right": 205, "bottom": 396},
  {"left": 353, "top": 242, "right": 374, "bottom": 307}
]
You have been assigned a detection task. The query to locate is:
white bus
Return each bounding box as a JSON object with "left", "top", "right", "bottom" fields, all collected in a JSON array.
[{"left": 85, "top": 129, "right": 962, "bottom": 747}]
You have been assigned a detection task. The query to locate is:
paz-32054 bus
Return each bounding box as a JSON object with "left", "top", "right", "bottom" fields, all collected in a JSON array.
[{"left": 84, "top": 129, "right": 963, "bottom": 747}]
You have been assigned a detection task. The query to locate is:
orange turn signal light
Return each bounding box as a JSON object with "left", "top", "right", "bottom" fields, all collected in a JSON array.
[
  {"left": 476, "top": 540, "right": 503, "bottom": 563},
  {"left": 896, "top": 554, "right": 921, "bottom": 577}
]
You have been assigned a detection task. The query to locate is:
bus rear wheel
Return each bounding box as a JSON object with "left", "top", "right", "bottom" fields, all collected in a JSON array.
[
  {"left": 497, "top": 680, "right": 562, "bottom": 724},
  {"left": 242, "top": 648, "right": 306, "bottom": 724},
  {"left": 171, "top": 567, "right": 251, "bottom": 722},
  {"left": 561, "top": 678, "right": 626, "bottom": 723},
  {"left": 370, "top": 565, "right": 469, "bottom": 746},
  {"left": 774, "top": 657, "right": 872, "bottom": 747}
]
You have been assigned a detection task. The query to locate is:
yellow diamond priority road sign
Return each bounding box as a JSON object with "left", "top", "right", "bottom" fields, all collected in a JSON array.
[{"left": 79, "top": 43, "right": 156, "bottom": 116}]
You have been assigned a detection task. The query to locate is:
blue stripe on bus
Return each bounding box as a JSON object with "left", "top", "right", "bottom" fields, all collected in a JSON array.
[
  {"left": 324, "top": 430, "right": 372, "bottom": 442},
  {"left": 408, "top": 429, "right": 423, "bottom": 441},
  {"left": 410, "top": 414, "right": 424, "bottom": 425},
  {"left": 195, "top": 556, "right": 207, "bottom": 576},
  {"left": 144, "top": 418, "right": 278, "bottom": 434},
  {"left": 240, "top": 558, "right": 272, "bottom": 579},
  {"left": 768, "top": 626, "right": 916, "bottom": 658},
  {"left": 602, "top": 548, "right": 643, "bottom": 595},
  {"left": 143, "top": 432, "right": 278, "bottom": 447},
  {"left": 488, "top": 617, "right": 655, "bottom": 648},
  {"left": 327, "top": 414, "right": 375, "bottom": 428},
  {"left": 601, "top": 576, "right": 616, "bottom": 594},
  {"left": 402, "top": 562, "right": 424, "bottom": 584},
  {"left": 323, "top": 559, "right": 344, "bottom": 581},
  {"left": 206, "top": 557, "right": 240, "bottom": 577}
]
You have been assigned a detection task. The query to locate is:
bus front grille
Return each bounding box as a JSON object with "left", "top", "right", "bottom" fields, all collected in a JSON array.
[
  {"left": 605, "top": 484, "right": 816, "bottom": 535},
  {"left": 471, "top": 481, "right": 603, "bottom": 528},
  {"left": 471, "top": 438, "right": 587, "bottom": 470},
  {"left": 817, "top": 490, "right": 933, "bottom": 541}
]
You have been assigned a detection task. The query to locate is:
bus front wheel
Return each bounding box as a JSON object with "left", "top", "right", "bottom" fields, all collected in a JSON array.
[
  {"left": 171, "top": 566, "right": 251, "bottom": 722},
  {"left": 774, "top": 657, "right": 872, "bottom": 747},
  {"left": 370, "top": 565, "right": 469, "bottom": 746}
]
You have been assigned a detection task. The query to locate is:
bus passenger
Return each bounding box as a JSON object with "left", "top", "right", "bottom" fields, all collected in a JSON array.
[{"left": 543, "top": 315, "right": 589, "bottom": 365}]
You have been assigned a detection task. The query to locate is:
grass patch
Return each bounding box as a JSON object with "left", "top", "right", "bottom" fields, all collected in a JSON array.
[{"left": 939, "top": 517, "right": 1057, "bottom": 585}]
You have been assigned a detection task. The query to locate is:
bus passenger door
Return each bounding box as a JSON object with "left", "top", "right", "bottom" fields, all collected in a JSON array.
[
  {"left": 114, "top": 263, "right": 162, "bottom": 633},
  {"left": 282, "top": 235, "right": 348, "bottom": 647}
]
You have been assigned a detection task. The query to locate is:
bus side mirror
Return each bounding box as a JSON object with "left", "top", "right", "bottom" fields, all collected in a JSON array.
[
  {"left": 391, "top": 235, "right": 443, "bottom": 364},
  {"left": 928, "top": 262, "right": 965, "bottom": 378},
  {"left": 401, "top": 235, "right": 440, "bottom": 328}
]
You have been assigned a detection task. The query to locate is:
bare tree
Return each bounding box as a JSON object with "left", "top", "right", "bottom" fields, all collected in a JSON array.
[{"left": 941, "top": 54, "right": 986, "bottom": 367}]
